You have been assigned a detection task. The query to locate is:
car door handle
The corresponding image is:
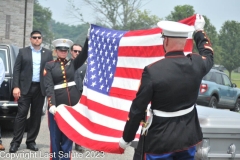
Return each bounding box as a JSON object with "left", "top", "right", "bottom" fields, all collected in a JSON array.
[
  {"left": 2, "top": 104, "right": 18, "bottom": 106},
  {"left": 1, "top": 103, "right": 18, "bottom": 108}
]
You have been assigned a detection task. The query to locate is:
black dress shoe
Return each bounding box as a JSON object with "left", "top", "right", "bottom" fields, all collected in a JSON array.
[
  {"left": 75, "top": 144, "right": 85, "bottom": 152},
  {"left": 26, "top": 144, "right": 38, "bottom": 151},
  {"left": 9, "top": 144, "right": 18, "bottom": 153}
]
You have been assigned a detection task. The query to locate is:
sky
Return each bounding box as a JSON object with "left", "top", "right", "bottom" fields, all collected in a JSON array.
[{"left": 38, "top": 0, "right": 240, "bottom": 32}]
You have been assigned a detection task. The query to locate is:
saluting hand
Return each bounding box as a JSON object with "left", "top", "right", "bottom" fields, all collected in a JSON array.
[
  {"left": 194, "top": 14, "right": 205, "bottom": 31},
  {"left": 13, "top": 87, "right": 21, "bottom": 100}
]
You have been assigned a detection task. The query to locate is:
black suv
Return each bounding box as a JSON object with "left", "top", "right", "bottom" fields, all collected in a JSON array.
[
  {"left": 197, "top": 69, "right": 240, "bottom": 112},
  {"left": 0, "top": 44, "right": 19, "bottom": 120}
]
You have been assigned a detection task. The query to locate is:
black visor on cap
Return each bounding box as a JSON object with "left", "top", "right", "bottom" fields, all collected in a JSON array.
[
  {"left": 56, "top": 46, "right": 69, "bottom": 51},
  {"left": 161, "top": 32, "right": 187, "bottom": 38}
]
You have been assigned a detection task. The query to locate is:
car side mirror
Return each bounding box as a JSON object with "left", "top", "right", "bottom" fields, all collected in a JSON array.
[{"left": 232, "top": 83, "right": 237, "bottom": 88}]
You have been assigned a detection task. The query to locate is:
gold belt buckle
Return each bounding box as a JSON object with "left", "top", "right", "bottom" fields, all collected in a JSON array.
[{"left": 62, "top": 83, "right": 67, "bottom": 88}]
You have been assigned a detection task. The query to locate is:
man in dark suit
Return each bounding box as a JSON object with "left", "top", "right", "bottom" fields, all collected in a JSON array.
[
  {"left": 9, "top": 30, "right": 53, "bottom": 153},
  {"left": 71, "top": 44, "right": 87, "bottom": 94},
  {"left": 70, "top": 44, "right": 87, "bottom": 152}
]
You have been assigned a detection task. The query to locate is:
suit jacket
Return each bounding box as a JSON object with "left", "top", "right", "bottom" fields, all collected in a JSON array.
[
  {"left": 12, "top": 46, "right": 53, "bottom": 96},
  {"left": 74, "top": 62, "right": 87, "bottom": 92}
]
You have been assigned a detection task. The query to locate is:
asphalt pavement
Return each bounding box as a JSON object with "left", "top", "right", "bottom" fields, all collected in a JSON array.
[{"left": 1, "top": 115, "right": 134, "bottom": 160}]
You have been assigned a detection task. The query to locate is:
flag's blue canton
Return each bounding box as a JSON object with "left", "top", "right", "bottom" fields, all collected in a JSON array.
[{"left": 84, "top": 25, "right": 127, "bottom": 95}]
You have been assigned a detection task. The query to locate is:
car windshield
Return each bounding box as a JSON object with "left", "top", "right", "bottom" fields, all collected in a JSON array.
[{"left": 0, "top": 49, "right": 8, "bottom": 73}]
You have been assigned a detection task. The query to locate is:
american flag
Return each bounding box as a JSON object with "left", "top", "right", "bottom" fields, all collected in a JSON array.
[{"left": 54, "top": 15, "right": 197, "bottom": 154}]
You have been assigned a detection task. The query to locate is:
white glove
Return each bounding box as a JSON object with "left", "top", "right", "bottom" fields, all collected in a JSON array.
[
  {"left": 194, "top": 14, "right": 205, "bottom": 31},
  {"left": 119, "top": 137, "right": 131, "bottom": 150},
  {"left": 49, "top": 105, "right": 57, "bottom": 115}
]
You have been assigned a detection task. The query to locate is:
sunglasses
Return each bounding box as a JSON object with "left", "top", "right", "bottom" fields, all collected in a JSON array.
[
  {"left": 32, "top": 36, "right": 42, "bottom": 39},
  {"left": 73, "top": 50, "right": 81, "bottom": 54}
]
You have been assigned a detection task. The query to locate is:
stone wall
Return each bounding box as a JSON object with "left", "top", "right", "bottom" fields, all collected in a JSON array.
[{"left": 0, "top": 0, "right": 33, "bottom": 48}]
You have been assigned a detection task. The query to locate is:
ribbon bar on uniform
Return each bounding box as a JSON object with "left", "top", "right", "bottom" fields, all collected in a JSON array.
[{"left": 54, "top": 81, "right": 76, "bottom": 90}]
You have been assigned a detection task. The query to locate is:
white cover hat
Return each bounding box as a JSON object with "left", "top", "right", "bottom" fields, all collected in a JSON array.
[
  {"left": 52, "top": 38, "right": 73, "bottom": 50},
  {"left": 157, "top": 21, "right": 194, "bottom": 38}
]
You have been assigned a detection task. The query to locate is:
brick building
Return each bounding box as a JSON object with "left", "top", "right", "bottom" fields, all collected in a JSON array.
[{"left": 0, "top": 0, "right": 33, "bottom": 48}]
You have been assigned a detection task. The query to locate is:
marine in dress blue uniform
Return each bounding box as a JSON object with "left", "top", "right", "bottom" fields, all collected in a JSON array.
[
  {"left": 44, "top": 38, "right": 88, "bottom": 160},
  {"left": 119, "top": 15, "right": 214, "bottom": 160}
]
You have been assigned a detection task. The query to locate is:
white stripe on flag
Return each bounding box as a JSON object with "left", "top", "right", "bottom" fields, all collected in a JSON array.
[
  {"left": 83, "top": 86, "right": 132, "bottom": 112},
  {"left": 117, "top": 57, "right": 164, "bottom": 68},
  {"left": 112, "top": 77, "right": 140, "bottom": 91},
  {"left": 120, "top": 33, "right": 162, "bottom": 46}
]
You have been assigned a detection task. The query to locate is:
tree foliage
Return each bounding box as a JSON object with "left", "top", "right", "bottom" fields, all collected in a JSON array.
[
  {"left": 201, "top": 16, "right": 220, "bottom": 64},
  {"left": 34, "top": 2, "right": 240, "bottom": 79},
  {"left": 218, "top": 20, "right": 240, "bottom": 78},
  {"left": 50, "top": 20, "right": 89, "bottom": 47},
  {"left": 82, "top": 0, "right": 142, "bottom": 28},
  {"left": 67, "top": 0, "right": 159, "bottom": 30},
  {"left": 212, "top": 45, "right": 222, "bottom": 65},
  {"left": 33, "top": 0, "right": 53, "bottom": 46},
  {"left": 115, "top": 9, "right": 161, "bottom": 30},
  {"left": 66, "top": 0, "right": 84, "bottom": 23},
  {"left": 165, "top": 5, "right": 195, "bottom": 21},
  {"left": 203, "top": 16, "right": 218, "bottom": 48}
]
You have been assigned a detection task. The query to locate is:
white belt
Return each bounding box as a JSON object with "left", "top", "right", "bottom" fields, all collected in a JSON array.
[
  {"left": 54, "top": 81, "right": 76, "bottom": 90},
  {"left": 141, "top": 105, "right": 194, "bottom": 135}
]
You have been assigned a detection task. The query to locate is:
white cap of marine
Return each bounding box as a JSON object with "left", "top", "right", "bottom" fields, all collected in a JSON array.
[
  {"left": 157, "top": 21, "right": 194, "bottom": 38},
  {"left": 52, "top": 38, "right": 74, "bottom": 50}
]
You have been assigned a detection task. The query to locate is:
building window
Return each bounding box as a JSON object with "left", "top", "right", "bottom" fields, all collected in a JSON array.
[{"left": 5, "top": 15, "right": 11, "bottom": 39}]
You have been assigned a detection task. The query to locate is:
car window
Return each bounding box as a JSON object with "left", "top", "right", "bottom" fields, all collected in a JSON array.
[
  {"left": 0, "top": 49, "right": 8, "bottom": 73},
  {"left": 203, "top": 72, "right": 213, "bottom": 81},
  {"left": 215, "top": 72, "right": 223, "bottom": 85},
  {"left": 222, "top": 74, "right": 232, "bottom": 86}
]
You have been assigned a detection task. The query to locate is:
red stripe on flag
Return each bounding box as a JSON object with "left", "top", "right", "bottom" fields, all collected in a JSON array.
[
  {"left": 179, "top": 14, "right": 196, "bottom": 26},
  {"left": 80, "top": 95, "right": 130, "bottom": 121},
  {"left": 118, "top": 46, "right": 164, "bottom": 57},
  {"left": 109, "top": 87, "right": 137, "bottom": 101},
  {"left": 114, "top": 67, "right": 143, "bottom": 79},
  {"left": 55, "top": 111, "right": 124, "bottom": 154},
  {"left": 123, "top": 27, "right": 162, "bottom": 37}
]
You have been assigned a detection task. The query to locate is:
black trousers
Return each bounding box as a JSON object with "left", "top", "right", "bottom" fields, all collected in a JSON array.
[{"left": 10, "top": 83, "right": 44, "bottom": 146}]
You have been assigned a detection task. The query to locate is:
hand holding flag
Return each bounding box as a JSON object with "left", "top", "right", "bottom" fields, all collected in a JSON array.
[{"left": 194, "top": 14, "right": 205, "bottom": 31}]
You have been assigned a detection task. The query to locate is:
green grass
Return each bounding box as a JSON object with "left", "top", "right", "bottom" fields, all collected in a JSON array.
[{"left": 224, "top": 71, "right": 240, "bottom": 88}]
